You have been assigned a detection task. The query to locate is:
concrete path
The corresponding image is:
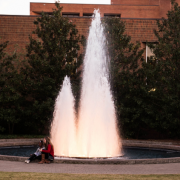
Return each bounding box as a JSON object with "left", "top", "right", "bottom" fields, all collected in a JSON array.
[{"left": 0, "top": 160, "right": 180, "bottom": 174}]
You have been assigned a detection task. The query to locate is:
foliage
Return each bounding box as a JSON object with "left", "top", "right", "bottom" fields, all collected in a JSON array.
[
  {"left": 147, "top": 0, "right": 180, "bottom": 137},
  {"left": 2, "top": 1, "right": 180, "bottom": 138},
  {"left": 21, "top": 2, "right": 85, "bottom": 133},
  {"left": 103, "top": 0, "right": 180, "bottom": 139},
  {"left": 0, "top": 41, "right": 25, "bottom": 134},
  {"left": 103, "top": 17, "right": 147, "bottom": 138}
]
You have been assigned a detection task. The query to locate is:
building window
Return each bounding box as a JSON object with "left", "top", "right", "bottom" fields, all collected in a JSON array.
[
  {"left": 83, "top": 13, "right": 94, "bottom": 17},
  {"left": 62, "top": 13, "right": 79, "bottom": 17},
  {"left": 104, "top": 14, "right": 121, "bottom": 18},
  {"left": 146, "top": 43, "right": 157, "bottom": 67},
  {"left": 145, "top": 43, "right": 158, "bottom": 89}
]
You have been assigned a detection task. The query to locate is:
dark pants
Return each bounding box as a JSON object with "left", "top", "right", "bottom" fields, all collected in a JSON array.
[
  {"left": 28, "top": 154, "right": 41, "bottom": 162},
  {"left": 42, "top": 151, "right": 49, "bottom": 159},
  {"left": 42, "top": 152, "right": 54, "bottom": 160}
]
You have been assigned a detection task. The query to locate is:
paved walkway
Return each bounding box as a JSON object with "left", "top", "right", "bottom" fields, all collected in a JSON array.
[{"left": 0, "top": 160, "right": 180, "bottom": 174}]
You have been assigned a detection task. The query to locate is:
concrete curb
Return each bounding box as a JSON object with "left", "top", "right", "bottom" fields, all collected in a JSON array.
[
  {"left": 0, "top": 138, "right": 42, "bottom": 142},
  {"left": 53, "top": 157, "right": 180, "bottom": 164},
  {"left": 123, "top": 142, "right": 180, "bottom": 151},
  {"left": 1, "top": 155, "right": 180, "bottom": 164},
  {"left": 0, "top": 138, "right": 41, "bottom": 147},
  {"left": 0, "top": 155, "right": 27, "bottom": 162}
]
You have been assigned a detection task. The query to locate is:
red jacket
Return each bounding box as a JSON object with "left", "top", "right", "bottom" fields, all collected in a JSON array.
[{"left": 42, "top": 144, "right": 54, "bottom": 157}]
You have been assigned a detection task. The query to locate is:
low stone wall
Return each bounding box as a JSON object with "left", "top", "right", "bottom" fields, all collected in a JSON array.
[
  {"left": 1, "top": 139, "right": 180, "bottom": 164},
  {"left": 0, "top": 155, "right": 27, "bottom": 162},
  {"left": 122, "top": 140, "right": 180, "bottom": 151},
  {"left": 0, "top": 138, "right": 41, "bottom": 147},
  {"left": 52, "top": 157, "right": 180, "bottom": 164}
]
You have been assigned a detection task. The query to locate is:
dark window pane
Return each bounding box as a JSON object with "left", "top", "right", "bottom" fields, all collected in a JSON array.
[
  {"left": 83, "top": 13, "right": 94, "bottom": 17},
  {"left": 104, "top": 14, "right": 121, "bottom": 18},
  {"left": 62, "top": 13, "right": 79, "bottom": 17}
]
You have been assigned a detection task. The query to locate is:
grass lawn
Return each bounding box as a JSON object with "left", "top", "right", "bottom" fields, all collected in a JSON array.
[{"left": 0, "top": 172, "right": 180, "bottom": 180}]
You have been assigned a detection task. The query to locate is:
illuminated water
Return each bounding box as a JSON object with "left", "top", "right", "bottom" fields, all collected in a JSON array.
[
  {"left": 51, "top": 9, "right": 122, "bottom": 158},
  {"left": 51, "top": 76, "right": 77, "bottom": 157}
]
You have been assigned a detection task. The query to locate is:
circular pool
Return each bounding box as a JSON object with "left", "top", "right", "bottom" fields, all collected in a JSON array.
[{"left": 1, "top": 146, "right": 180, "bottom": 159}]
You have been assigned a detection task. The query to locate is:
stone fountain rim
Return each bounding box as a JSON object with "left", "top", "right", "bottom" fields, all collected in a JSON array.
[{"left": 0, "top": 138, "right": 180, "bottom": 164}]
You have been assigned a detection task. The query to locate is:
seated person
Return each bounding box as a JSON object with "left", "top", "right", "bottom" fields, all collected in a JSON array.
[
  {"left": 39, "top": 136, "right": 54, "bottom": 164},
  {"left": 25, "top": 140, "right": 44, "bottom": 163}
]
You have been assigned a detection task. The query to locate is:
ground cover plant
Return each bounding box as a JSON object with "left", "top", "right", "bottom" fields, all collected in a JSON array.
[{"left": 0, "top": 172, "right": 180, "bottom": 180}]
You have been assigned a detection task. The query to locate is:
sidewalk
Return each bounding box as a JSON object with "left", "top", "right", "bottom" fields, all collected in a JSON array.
[{"left": 0, "top": 160, "right": 180, "bottom": 174}]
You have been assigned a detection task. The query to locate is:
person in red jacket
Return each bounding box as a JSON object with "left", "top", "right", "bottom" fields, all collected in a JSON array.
[{"left": 39, "top": 136, "right": 54, "bottom": 164}]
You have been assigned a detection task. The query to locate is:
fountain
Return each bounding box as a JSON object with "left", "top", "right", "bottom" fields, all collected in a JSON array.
[
  {"left": 1, "top": 11, "right": 180, "bottom": 164},
  {"left": 50, "top": 76, "right": 77, "bottom": 157},
  {"left": 51, "top": 9, "right": 122, "bottom": 158}
]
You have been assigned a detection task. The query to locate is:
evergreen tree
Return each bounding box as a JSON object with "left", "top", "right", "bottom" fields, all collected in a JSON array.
[
  {"left": 0, "top": 41, "right": 24, "bottom": 134},
  {"left": 104, "top": 0, "right": 180, "bottom": 139},
  {"left": 147, "top": 0, "right": 180, "bottom": 137},
  {"left": 22, "top": 2, "right": 85, "bottom": 133},
  {"left": 103, "top": 18, "right": 149, "bottom": 138}
]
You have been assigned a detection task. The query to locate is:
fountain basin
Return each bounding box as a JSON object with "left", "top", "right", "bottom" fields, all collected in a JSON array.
[
  {"left": 1, "top": 139, "right": 180, "bottom": 164},
  {"left": 1, "top": 146, "right": 180, "bottom": 159},
  {"left": 1, "top": 145, "right": 180, "bottom": 164}
]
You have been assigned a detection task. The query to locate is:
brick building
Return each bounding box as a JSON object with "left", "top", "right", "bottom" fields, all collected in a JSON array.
[
  {"left": 0, "top": 0, "right": 179, "bottom": 59},
  {"left": 30, "top": 0, "right": 174, "bottom": 18}
]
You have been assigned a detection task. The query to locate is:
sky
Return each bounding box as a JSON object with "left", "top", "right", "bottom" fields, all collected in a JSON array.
[{"left": 0, "top": 0, "right": 111, "bottom": 15}]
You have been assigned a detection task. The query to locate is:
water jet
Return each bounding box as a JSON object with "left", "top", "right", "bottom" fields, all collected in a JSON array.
[{"left": 51, "top": 9, "right": 122, "bottom": 158}]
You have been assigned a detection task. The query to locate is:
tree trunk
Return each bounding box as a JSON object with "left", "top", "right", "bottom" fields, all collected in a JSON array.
[{"left": 8, "top": 123, "right": 14, "bottom": 134}]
